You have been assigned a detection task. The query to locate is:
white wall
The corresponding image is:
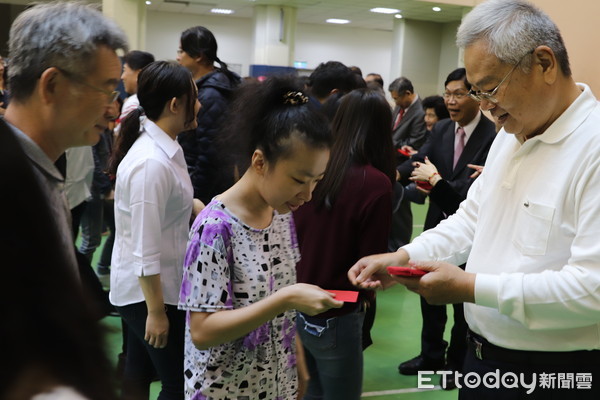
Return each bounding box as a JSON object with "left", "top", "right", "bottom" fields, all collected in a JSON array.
[
  {"left": 438, "top": 21, "right": 461, "bottom": 91},
  {"left": 401, "top": 19, "right": 442, "bottom": 97},
  {"left": 145, "top": 11, "right": 459, "bottom": 99},
  {"left": 147, "top": 11, "right": 394, "bottom": 86},
  {"left": 146, "top": 11, "right": 254, "bottom": 77},
  {"left": 294, "top": 24, "right": 393, "bottom": 89}
]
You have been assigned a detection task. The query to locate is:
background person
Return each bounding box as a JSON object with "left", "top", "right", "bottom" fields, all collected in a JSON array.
[
  {"left": 396, "top": 68, "right": 496, "bottom": 390},
  {"left": 411, "top": 159, "right": 485, "bottom": 216},
  {"left": 119, "top": 50, "right": 155, "bottom": 121},
  {"left": 388, "top": 76, "right": 427, "bottom": 255},
  {"left": 294, "top": 88, "right": 395, "bottom": 400},
  {"left": 306, "top": 61, "right": 357, "bottom": 106},
  {"left": 177, "top": 25, "right": 241, "bottom": 204},
  {"left": 109, "top": 61, "right": 200, "bottom": 400},
  {"left": 421, "top": 95, "right": 449, "bottom": 133}
]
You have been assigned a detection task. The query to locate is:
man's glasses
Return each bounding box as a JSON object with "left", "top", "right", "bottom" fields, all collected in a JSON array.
[
  {"left": 442, "top": 91, "right": 468, "bottom": 100},
  {"left": 55, "top": 67, "right": 119, "bottom": 104},
  {"left": 467, "top": 50, "right": 534, "bottom": 104}
]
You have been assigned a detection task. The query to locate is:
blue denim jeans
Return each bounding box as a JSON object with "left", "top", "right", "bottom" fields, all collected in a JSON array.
[
  {"left": 297, "top": 309, "right": 365, "bottom": 400},
  {"left": 79, "top": 196, "right": 116, "bottom": 270},
  {"left": 79, "top": 194, "right": 103, "bottom": 259}
]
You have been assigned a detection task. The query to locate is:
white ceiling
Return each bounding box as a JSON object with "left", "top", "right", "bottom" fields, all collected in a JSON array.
[
  {"left": 2, "top": 0, "right": 469, "bottom": 30},
  {"left": 150, "top": 0, "right": 468, "bottom": 30}
]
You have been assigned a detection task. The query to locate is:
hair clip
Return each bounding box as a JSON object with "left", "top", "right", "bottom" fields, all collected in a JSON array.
[{"left": 283, "top": 91, "right": 309, "bottom": 105}]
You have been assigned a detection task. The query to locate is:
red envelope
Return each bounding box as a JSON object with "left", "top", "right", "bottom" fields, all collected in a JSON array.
[
  {"left": 416, "top": 181, "right": 433, "bottom": 190},
  {"left": 397, "top": 148, "right": 411, "bottom": 157},
  {"left": 386, "top": 266, "right": 428, "bottom": 277},
  {"left": 326, "top": 290, "right": 359, "bottom": 302}
]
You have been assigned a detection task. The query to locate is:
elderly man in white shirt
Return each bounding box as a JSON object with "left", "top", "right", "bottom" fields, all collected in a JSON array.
[{"left": 349, "top": 1, "right": 600, "bottom": 398}]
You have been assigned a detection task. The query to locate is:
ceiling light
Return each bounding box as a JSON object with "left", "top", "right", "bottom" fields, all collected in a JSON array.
[
  {"left": 211, "top": 8, "right": 234, "bottom": 14},
  {"left": 326, "top": 18, "right": 350, "bottom": 24},
  {"left": 370, "top": 7, "right": 400, "bottom": 14},
  {"left": 432, "top": 7, "right": 442, "bottom": 12},
  {"left": 145, "top": 0, "right": 151, "bottom": 4},
  {"left": 394, "top": 14, "right": 403, "bottom": 19}
]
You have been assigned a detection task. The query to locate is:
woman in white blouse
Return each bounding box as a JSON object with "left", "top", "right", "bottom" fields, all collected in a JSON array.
[{"left": 108, "top": 61, "right": 200, "bottom": 400}]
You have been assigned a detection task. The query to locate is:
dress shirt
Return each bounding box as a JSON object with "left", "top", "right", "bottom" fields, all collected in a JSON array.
[
  {"left": 394, "top": 95, "right": 419, "bottom": 124},
  {"left": 64, "top": 146, "right": 94, "bottom": 209},
  {"left": 110, "top": 119, "right": 193, "bottom": 306},
  {"left": 403, "top": 84, "right": 600, "bottom": 351},
  {"left": 454, "top": 110, "right": 481, "bottom": 148}
]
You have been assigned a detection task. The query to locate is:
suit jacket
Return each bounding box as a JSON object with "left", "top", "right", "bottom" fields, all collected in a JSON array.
[
  {"left": 391, "top": 97, "right": 427, "bottom": 151},
  {"left": 399, "top": 114, "right": 496, "bottom": 230}
]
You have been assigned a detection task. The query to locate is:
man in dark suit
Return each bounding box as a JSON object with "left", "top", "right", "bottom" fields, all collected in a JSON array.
[
  {"left": 389, "top": 77, "right": 427, "bottom": 150},
  {"left": 396, "top": 68, "right": 496, "bottom": 390},
  {"left": 388, "top": 77, "right": 428, "bottom": 251}
]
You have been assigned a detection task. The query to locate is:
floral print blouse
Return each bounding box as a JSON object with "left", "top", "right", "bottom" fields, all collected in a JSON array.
[{"left": 179, "top": 200, "right": 301, "bottom": 400}]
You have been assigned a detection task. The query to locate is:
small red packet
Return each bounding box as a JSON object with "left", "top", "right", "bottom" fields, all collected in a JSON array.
[
  {"left": 326, "top": 290, "right": 359, "bottom": 302},
  {"left": 386, "top": 266, "right": 428, "bottom": 277},
  {"left": 416, "top": 181, "right": 433, "bottom": 190},
  {"left": 397, "top": 148, "right": 411, "bottom": 157}
]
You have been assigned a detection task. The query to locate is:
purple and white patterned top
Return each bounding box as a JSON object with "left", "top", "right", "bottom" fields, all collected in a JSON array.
[{"left": 179, "top": 200, "right": 301, "bottom": 400}]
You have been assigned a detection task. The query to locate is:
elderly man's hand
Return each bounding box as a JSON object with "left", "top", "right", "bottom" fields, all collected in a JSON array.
[
  {"left": 348, "top": 250, "right": 410, "bottom": 290},
  {"left": 391, "top": 261, "right": 476, "bottom": 305}
]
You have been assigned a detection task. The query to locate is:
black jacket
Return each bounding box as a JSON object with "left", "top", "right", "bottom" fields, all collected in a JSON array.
[
  {"left": 178, "top": 69, "right": 241, "bottom": 203},
  {"left": 398, "top": 115, "right": 496, "bottom": 230}
]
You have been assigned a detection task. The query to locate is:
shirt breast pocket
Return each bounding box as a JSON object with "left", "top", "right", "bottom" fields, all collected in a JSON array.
[{"left": 512, "top": 200, "right": 555, "bottom": 256}]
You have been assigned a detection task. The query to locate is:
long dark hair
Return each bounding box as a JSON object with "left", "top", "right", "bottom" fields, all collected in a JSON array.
[
  {"left": 312, "top": 88, "right": 396, "bottom": 209},
  {"left": 180, "top": 26, "right": 238, "bottom": 83},
  {"left": 108, "top": 61, "right": 197, "bottom": 175},
  {"left": 221, "top": 75, "right": 331, "bottom": 173},
  {"left": 123, "top": 50, "right": 154, "bottom": 71}
]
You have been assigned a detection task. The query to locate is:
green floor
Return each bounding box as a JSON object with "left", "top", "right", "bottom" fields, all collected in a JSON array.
[{"left": 96, "top": 201, "right": 458, "bottom": 399}]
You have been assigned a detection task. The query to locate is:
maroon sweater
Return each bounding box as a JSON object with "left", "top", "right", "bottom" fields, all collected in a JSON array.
[{"left": 294, "top": 164, "right": 393, "bottom": 318}]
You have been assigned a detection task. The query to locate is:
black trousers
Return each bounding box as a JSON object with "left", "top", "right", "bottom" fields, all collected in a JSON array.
[
  {"left": 419, "top": 297, "right": 468, "bottom": 368},
  {"left": 459, "top": 334, "right": 600, "bottom": 399},
  {"left": 117, "top": 302, "right": 185, "bottom": 400},
  {"left": 388, "top": 196, "right": 412, "bottom": 252}
]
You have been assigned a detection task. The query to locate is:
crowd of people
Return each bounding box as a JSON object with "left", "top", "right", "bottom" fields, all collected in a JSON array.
[{"left": 2, "top": 0, "right": 600, "bottom": 400}]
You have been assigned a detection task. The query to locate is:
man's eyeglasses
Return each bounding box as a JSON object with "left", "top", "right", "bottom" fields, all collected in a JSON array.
[
  {"left": 442, "top": 91, "right": 468, "bottom": 100},
  {"left": 467, "top": 50, "right": 534, "bottom": 104},
  {"left": 55, "top": 67, "right": 119, "bottom": 104}
]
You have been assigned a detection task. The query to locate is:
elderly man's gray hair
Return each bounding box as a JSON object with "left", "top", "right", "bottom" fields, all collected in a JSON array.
[
  {"left": 8, "top": 1, "right": 129, "bottom": 101},
  {"left": 456, "top": 0, "right": 570, "bottom": 76}
]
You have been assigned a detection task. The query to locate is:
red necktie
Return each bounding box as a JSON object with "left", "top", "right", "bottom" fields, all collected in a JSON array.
[
  {"left": 393, "top": 108, "right": 405, "bottom": 130},
  {"left": 453, "top": 126, "right": 466, "bottom": 169}
]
